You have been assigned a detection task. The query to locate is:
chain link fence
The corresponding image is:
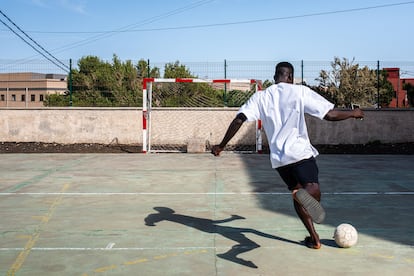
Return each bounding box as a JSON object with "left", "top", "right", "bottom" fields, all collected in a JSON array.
[
  {"left": 148, "top": 59, "right": 414, "bottom": 85},
  {"left": 3, "top": 58, "right": 414, "bottom": 81},
  {"left": 1, "top": 59, "right": 414, "bottom": 108}
]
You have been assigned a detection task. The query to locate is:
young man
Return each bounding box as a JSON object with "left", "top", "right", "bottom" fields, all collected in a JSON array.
[{"left": 211, "top": 62, "right": 364, "bottom": 249}]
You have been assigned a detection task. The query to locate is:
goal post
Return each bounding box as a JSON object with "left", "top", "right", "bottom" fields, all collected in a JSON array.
[{"left": 142, "top": 78, "right": 263, "bottom": 153}]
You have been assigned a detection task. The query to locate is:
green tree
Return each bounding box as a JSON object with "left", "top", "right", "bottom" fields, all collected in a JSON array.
[
  {"left": 377, "top": 70, "right": 395, "bottom": 107},
  {"left": 403, "top": 82, "right": 414, "bottom": 107},
  {"left": 137, "top": 59, "right": 160, "bottom": 79},
  {"left": 44, "top": 93, "right": 70, "bottom": 107},
  {"left": 45, "top": 55, "right": 163, "bottom": 107},
  {"left": 58, "top": 55, "right": 117, "bottom": 106},
  {"left": 262, "top": 79, "right": 273, "bottom": 89},
  {"left": 308, "top": 85, "right": 338, "bottom": 104},
  {"left": 110, "top": 55, "right": 142, "bottom": 106},
  {"left": 226, "top": 89, "right": 255, "bottom": 107},
  {"left": 164, "top": 61, "right": 195, "bottom": 78},
  {"left": 316, "top": 57, "right": 392, "bottom": 107},
  {"left": 152, "top": 61, "right": 222, "bottom": 107}
]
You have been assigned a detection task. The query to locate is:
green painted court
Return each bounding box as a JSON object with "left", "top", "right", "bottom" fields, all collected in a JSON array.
[{"left": 1, "top": 153, "right": 413, "bottom": 275}]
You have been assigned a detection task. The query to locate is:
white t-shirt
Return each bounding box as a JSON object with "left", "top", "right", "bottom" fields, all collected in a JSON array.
[{"left": 238, "top": 83, "right": 334, "bottom": 168}]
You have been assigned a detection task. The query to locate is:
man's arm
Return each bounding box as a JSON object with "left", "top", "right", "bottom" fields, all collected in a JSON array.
[
  {"left": 324, "top": 108, "right": 364, "bottom": 121},
  {"left": 211, "top": 113, "right": 247, "bottom": 156}
]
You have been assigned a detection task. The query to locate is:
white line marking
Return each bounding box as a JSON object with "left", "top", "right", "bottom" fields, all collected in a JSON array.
[
  {"left": 7, "top": 184, "right": 69, "bottom": 275},
  {"left": 0, "top": 192, "right": 413, "bottom": 196},
  {"left": 328, "top": 192, "right": 414, "bottom": 195},
  {"left": 0, "top": 244, "right": 412, "bottom": 251},
  {"left": 0, "top": 246, "right": 217, "bottom": 251}
]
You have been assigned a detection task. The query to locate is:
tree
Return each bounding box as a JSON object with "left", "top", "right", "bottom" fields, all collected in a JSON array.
[
  {"left": 110, "top": 55, "right": 140, "bottom": 106},
  {"left": 403, "top": 82, "right": 414, "bottom": 107},
  {"left": 45, "top": 55, "right": 163, "bottom": 107},
  {"left": 137, "top": 59, "right": 160, "bottom": 79},
  {"left": 164, "top": 61, "right": 195, "bottom": 78},
  {"left": 59, "top": 55, "right": 118, "bottom": 106},
  {"left": 262, "top": 79, "right": 273, "bottom": 89},
  {"left": 226, "top": 89, "right": 255, "bottom": 107},
  {"left": 152, "top": 61, "right": 222, "bottom": 107},
  {"left": 316, "top": 57, "right": 393, "bottom": 107},
  {"left": 377, "top": 70, "right": 395, "bottom": 107}
]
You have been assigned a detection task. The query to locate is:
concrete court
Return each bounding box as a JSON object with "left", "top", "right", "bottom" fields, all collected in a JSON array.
[{"left": 0, "top": 153, "right": 413, "bottom": 276}]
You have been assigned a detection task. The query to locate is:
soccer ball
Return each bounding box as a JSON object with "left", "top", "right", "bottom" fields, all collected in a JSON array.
[{"left": 334, "top": 223, "right": 358, "bottom": 248}]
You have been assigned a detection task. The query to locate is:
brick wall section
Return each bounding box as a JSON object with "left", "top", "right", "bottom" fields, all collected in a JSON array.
[{"left": 0, "top": 108, "right": 413, "bottom": 145}]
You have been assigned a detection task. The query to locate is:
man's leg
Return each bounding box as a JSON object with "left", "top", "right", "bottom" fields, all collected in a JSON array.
[
  {"left": 292, "top": 183, "right": 322, "bottom": 249},
  {"left": 276, "top": 158, "right": 324, "bottom": 248}
]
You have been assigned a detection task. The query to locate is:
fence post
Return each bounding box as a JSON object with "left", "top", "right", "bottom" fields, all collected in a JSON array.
[
  {"left": 301, "top": 60, "right": 304, "bottom": 84},
  {"left": 224, "top": 59, "right": 227, "bottom": 106},
  {"left": 377, "top": 60, "right": 380, "bottom": 109},
  {"left": 147, "top": 59, "right": 150, "bottom": 78},
  {"left": 69, "top": 59, "right": 73, "bottom": 107}
]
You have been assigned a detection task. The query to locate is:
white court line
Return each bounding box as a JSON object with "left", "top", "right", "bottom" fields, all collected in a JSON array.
[
  {"left": 0, "top": 246, "right": 217, "bottom": 251},
  {"left": 0, "top": 244, "right": 412, "bottom": 251},
  {"left": 0, "top": 192, "right": 285, "bottom": 196},
  {"left": 328, "top": 192, "right": 414, "bottom": 195},
  {"left": 0, "top": 192, "right": 413, "bottom": 196}
]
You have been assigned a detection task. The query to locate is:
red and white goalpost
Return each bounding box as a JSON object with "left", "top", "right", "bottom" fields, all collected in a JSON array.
[{"left": 142, "top": 78, "right": 263, "bottom": 153}]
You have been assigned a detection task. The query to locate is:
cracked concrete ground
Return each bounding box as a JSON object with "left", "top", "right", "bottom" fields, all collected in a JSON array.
[{"left": 1, "top": 153, "right": 413, "bottom": 275}]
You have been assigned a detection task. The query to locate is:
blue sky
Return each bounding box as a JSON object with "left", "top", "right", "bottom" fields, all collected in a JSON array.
[{"left": 1, "top": 0, "right": 413, "bottom": 63}]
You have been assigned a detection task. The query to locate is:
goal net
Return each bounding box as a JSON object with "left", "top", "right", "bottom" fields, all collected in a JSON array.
[{"left": 142, "top": 78, "right": 263, "bottom": 153}]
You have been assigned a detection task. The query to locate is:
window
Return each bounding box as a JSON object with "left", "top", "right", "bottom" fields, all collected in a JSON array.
[
  {"left": 31, "top": 94, "right": 35, "bottom": 102},
  {"left": 21, "top": 94, "right": 26, "bottom": 101},
  {"left": 11, "top": 94, "right": 16, "bottom": 101},
  {"left": 0, "top": 95, "right": 4, "bottom": 101},
  {"left": 39, "top": 94, "right": 44, "bottom": 101}
]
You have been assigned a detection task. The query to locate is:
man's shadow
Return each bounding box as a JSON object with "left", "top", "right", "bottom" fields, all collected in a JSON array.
[{"left": 144, "top": 207, "right": 301, "bottom": 268}]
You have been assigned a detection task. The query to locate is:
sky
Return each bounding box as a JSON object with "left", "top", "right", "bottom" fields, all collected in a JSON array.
[{"left": 1, "top": 0, "right": 414, "bottom": 65}]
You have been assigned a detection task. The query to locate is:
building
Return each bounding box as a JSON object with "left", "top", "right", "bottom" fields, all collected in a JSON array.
[
  {"left": 0, "top": 72, "right": 67, "bottom": 107},
  {"left": 384, "top": 68, "right": 413, "bottom": 108}
]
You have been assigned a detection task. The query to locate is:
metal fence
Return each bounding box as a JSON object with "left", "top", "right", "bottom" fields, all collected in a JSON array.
[
  {"left": 148, "top": 59, "right": 414, "bottom": 85},
  {"left": 2, "top": 58, "right": 414, "bottom": 82},
  {"left": 1, "top": 58, "right": 414, "bottom": 107}
]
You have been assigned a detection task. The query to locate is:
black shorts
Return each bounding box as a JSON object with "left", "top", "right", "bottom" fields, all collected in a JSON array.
[{"left": 276, "top": 157, "right": 319, "bottom": 191}]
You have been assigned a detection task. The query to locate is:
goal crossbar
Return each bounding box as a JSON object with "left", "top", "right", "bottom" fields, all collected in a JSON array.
[{"left": 142, "top": 78, "right": 262, "bottom": 153}]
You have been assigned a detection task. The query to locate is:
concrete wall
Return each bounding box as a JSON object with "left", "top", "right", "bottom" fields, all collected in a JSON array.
[
  {"left": 0, "top": 108, "right": 413, "bottom": 146},
  {"left": 0, "top": 108, "right": 141, "bottom": 144},
  {"left": 306, "top": 109, "right": 413, "bottom": 144}
]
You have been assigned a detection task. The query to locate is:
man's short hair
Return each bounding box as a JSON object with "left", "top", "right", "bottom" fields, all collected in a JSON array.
[{"left": 274, "top": 62, "right": 294, "bottom": 82}]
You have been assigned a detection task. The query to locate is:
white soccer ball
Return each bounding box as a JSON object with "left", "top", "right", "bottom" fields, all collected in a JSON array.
[{"left": 334, "top": 223, "right": 358, "bottom": 248}]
